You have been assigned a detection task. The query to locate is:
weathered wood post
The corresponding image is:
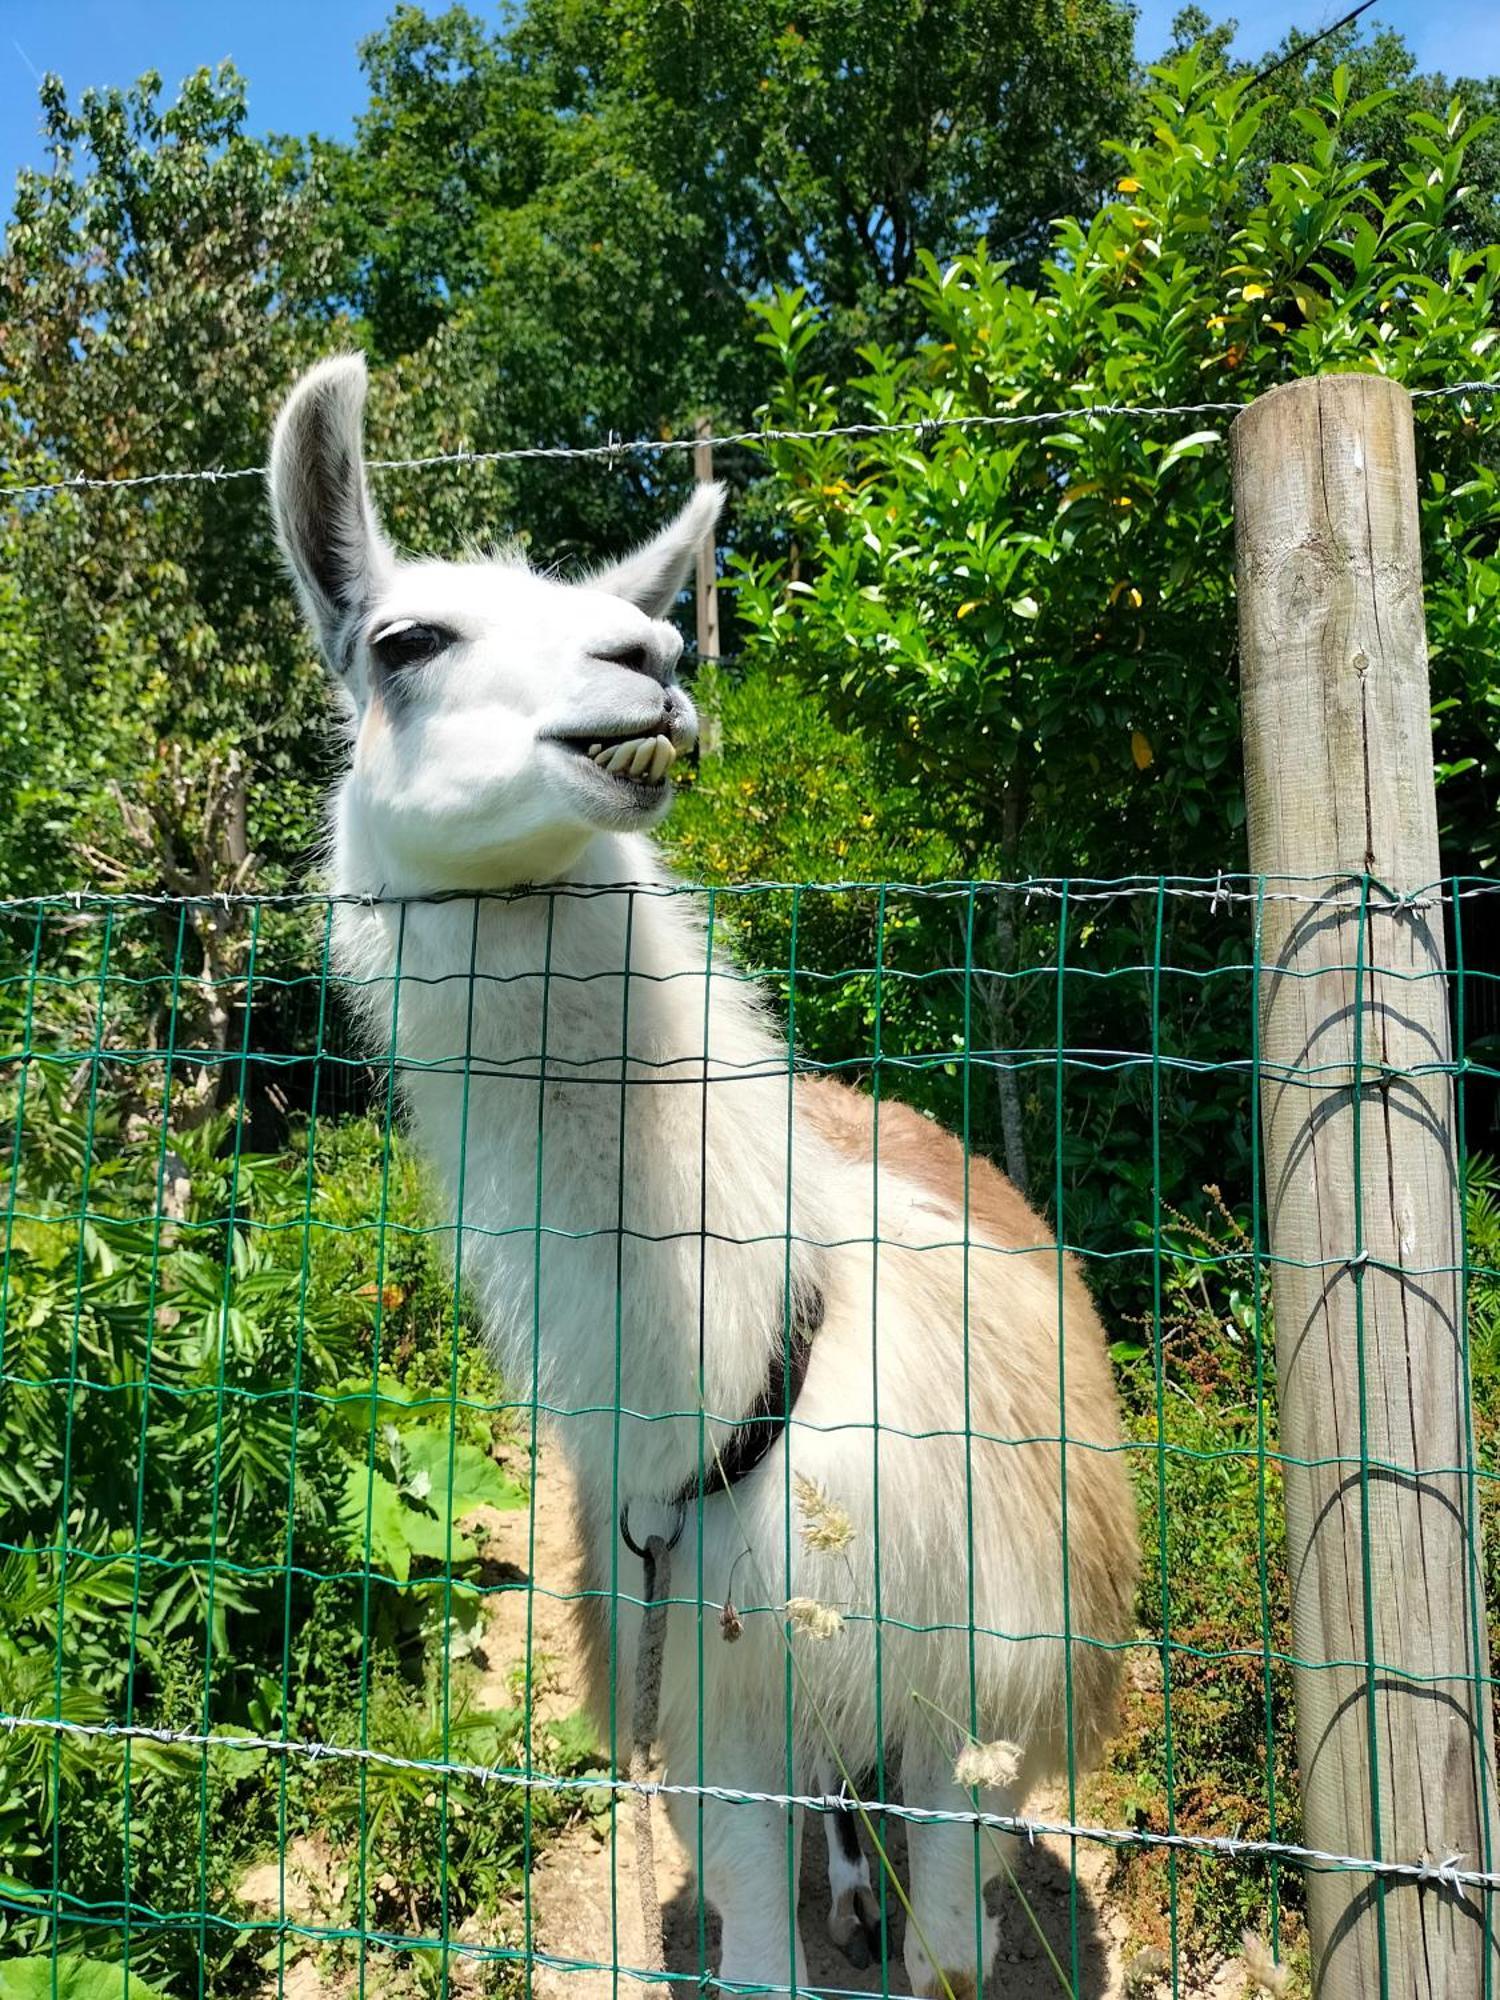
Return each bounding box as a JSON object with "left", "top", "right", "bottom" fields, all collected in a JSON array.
[
  {"left": 693, "top": 415, "right": 723, "bottom": 757},
  {"left": 1232, "top": 373, "right": 1498, "bottom": 1995},
  {"left": 694, "top": 415, "right": 721, "bottom": 667}
]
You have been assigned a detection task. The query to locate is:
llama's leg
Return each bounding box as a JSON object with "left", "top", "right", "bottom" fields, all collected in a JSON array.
[
  {"left": 663, "top": 1741, "right": 806, "bottom": 1991},
  {"left": 819, "top": 1776, "right": 882, "bottom": 1967},
  {"left": 900, "top": 1735, "right": 1010, "bottom": 2000}
]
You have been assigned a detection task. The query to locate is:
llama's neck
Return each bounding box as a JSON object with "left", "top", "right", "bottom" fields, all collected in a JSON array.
[{"left": 331, "top": 831, "right": 827, "bottom": 1518}]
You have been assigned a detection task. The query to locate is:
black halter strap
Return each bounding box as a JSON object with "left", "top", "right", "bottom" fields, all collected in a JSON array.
[{"left": 618, "top": 1283, "right": 824, "bottom": 1558}]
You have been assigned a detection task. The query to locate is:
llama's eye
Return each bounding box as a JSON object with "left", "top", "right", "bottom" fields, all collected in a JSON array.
[
  {"left": 370, "top": 620, "right": 454, "bottom": 672},
  {"left": 596, "top": 642, "right": 652, "bottom": 677}
]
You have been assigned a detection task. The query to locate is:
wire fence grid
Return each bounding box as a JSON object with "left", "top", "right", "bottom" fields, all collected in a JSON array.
[{"left": 1, "top": 875, "right": 1498, "bottom": 1999}]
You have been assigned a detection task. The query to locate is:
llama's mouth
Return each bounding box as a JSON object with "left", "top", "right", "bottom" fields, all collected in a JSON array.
[{"left": 552, "top": 728, "right": 679, "bottom": 788}]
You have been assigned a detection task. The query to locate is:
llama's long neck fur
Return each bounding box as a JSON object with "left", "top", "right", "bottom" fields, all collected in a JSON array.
[{"left": 332, "top": 830, "right": 831, "bottom": 1525}]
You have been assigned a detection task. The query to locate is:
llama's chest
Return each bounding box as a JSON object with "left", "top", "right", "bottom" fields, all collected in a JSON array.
[
  {"left": 400, "top": 1044, "right": 803, "bottom": 1492},
  {"left": 335, "top": 894, "right": 812, "bottom": 1501}
]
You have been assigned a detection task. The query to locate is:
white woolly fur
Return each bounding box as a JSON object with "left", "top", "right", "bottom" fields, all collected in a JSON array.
[{"left": 270, "top": 354, "right": 1140, "bottom": 1993}]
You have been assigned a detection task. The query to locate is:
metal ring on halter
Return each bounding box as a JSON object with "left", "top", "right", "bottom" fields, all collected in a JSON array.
[{"left": 619, "top": 1495, "right": 687, "bottom": 1561}]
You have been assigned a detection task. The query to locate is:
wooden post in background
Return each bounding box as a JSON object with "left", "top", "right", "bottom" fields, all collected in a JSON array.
[
  {"left": 1233, "top": 373, "right": 1498, "bottom": 1995},
  {"left": 693, "top": 415, "right": 721, "bottom": 666},
  {"left": 693, "top": 416, "right": 723, "bottom": 758}
]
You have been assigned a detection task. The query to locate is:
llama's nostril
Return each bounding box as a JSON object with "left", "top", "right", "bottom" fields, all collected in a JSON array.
[{"left": 596, "top": 643, "right": 652, "bottom": 678}]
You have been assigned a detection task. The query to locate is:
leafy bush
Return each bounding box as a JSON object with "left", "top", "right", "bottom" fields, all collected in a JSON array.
[
  {"left": 0, "top": 1051, "right": 587, "bottom": 1995},
  {"left": 675, "top": 54, "right": 1500, "bottom": 1292},
  {"left": 737, "top": 54, "right": 1498, "bottom": 876}
]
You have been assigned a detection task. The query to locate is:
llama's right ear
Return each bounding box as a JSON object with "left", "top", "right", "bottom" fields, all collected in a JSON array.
[{"left": 268, "top": 355, "right": 393, "bottom": 669}]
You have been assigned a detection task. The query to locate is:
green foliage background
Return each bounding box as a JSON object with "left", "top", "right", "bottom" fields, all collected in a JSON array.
[{"left": 2, "top": 3, "right": 1499, "bottom": 1991}]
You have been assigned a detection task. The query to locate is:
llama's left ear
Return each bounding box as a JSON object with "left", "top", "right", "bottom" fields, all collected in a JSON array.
[
  {"left": 268, "top": 353, "right": 394, "bottom": 670},
  {"left": 592, "top": 483, "right": 725, "bottom": 619}
]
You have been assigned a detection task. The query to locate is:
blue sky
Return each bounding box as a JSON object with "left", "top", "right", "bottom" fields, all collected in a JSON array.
[
  {"left": 5, "top": 0, "right": 1500, "bottom": 196},
  {"left": 1135, "top": 0, "right": 1500, "bottom": 75}
]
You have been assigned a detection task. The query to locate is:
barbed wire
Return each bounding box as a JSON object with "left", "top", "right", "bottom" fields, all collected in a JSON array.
[
  {"left": 0, "top": 1708, "right": 1491, "bottom": 1895},
  {"left": 1, "top": 872, "right": 1497, "bottom": 915},
  {"left": 3, "top": 380, "right": 1496, "bottom": 503}
]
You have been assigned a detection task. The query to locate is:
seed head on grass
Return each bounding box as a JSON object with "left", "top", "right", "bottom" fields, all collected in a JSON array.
[
  {"left": 1124, "top": 1945, "right": 1168, "bottom": 1994},
  {"left": 794, "top": 1472, "right": 854, "bottom": 1555},
  {"left": 785, "top": 1596, "right": 844, "bottom": 1639},
  {"left": 952, "top": 1738, "right": 1023, "bottom": 1790},
  {"left": 1241, "top": 1932, "right": 1292, "bottom": 1998}
]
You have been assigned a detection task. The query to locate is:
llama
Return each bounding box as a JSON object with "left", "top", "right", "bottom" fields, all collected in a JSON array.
[{"left": 269, "top": 355, "right": 1140, "bottom": 1995}]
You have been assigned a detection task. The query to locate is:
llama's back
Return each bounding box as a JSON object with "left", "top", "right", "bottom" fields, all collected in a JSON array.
[{"left": 798, "top": 1075, "right": 1139, "bottom": 1777}]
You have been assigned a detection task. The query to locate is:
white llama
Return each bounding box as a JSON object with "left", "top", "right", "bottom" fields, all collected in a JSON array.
[{"left": 269, "top": 356, "right": 1139, "bottom": 1996}]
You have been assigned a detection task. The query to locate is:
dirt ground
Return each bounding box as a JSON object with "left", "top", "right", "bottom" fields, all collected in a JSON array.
[{"left": 245, "top": 1443, "right": 1264, "bottom": 1998}]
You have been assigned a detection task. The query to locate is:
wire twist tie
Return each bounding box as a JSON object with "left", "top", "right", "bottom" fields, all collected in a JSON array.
[
  {"left": 1417, "top": 1850, "right": 1467, "bottom": 1892},
  {"left": 1346, "top": 1250, "right": 1371, "bottom": 1273},
  {"left": 1210, "top": 870, "right": 1227, "bottom": 915}
]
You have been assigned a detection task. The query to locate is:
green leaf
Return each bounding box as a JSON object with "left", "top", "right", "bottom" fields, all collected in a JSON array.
[
  {"left": 339, "top": 1462, "right": 416, "bottom": 1584},
  {"left": 399, "top": 1430, "right": 525, "bottom": 1520},
  {"left": 1156, "top": 430, "right": 1224, "bottom": 473},
  {"left": 0, "top": 1957, "right": 170, "bottom": 2000}
]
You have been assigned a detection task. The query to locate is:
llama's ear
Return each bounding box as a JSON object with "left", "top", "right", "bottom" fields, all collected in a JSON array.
[
  {"left": 268, "top": 354, "right": 393, "bottom": 668},
  {"left": 592, "top": 482, "right": 724, "bottom": 619}
]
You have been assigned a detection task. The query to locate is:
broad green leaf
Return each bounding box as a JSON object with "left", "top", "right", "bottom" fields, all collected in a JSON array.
[{"left": 0, "top": 1957, "right": 169, "bottom": 2000}]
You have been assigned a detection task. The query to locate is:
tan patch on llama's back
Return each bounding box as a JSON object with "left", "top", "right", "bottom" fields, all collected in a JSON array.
[
  {"left": 796, "top": 1071, "right": 1141, "bottom": 1771},
  {"left": 797, "top": 1072, "right": 1053, "bottom": 1260}
]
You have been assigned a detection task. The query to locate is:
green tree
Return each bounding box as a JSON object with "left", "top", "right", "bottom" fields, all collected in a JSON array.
[
  {"left": 735, "top": 55, "right": 1499, "bottom": 882},
  {"left": 1159, "top": 8, "right": 1500, "bottom": 247},
  {"left": 0, "top": 65, "right": 333, "bottom": 901},
  {"left": 312, "top": 0, "right": 1139, "bottom": 559},
  {"left": 693, "top": 54, "right": 1499, "bottom": 1249},
  {"left": 0, "top": 66, "right": 369, "bottom": 1101}
]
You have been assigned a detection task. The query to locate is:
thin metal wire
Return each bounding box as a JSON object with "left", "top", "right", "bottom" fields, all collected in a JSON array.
[
  {"left": 2, "top": 1709, "right": 1495, "bottom": 1892},
  {"left": 1052, "top": 882, "right": 1083, "bottom": 1992},
  {"left": 1250, "top": 879, "right": 1284, "bottom": 1964},
  {"left": 520, "top": 891, "right": 557, "bottom": 1979},
  {"left": 1148, "top": 879, "right": 1181, "bottom": 1995},
  {"left": 46, "top": 909, "right": 114, "bottom": 1974},
  {"left": 353, "top": 899, "right": 408, "bottom": 1997},
  {"left": 121, "top": 905, "right": 189, "bottom": 1991},
  {"left": 3, "top": 379, "right": 1495, "bottom": 501}
]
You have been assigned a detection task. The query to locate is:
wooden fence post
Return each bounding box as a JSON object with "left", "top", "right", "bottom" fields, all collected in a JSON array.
[
  {"left": 693, "top": 415, "right": 722, "bottom": 757},
  {"left": 1232, "top": 373, "right": 1498, "bottom": 1995},
  {"left": 694, "top": 415, "right": 721, "bottom": 667}
]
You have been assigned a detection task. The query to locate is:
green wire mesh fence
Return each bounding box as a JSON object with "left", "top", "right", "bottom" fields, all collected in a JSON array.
[{"left": 1, "top": 877, "right": 1497, "bottom": 2000}]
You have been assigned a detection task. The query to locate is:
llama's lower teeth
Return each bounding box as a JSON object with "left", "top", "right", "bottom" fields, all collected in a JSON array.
[{"left": 587, "top": 733, "right": 676, "bottom": 782}]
